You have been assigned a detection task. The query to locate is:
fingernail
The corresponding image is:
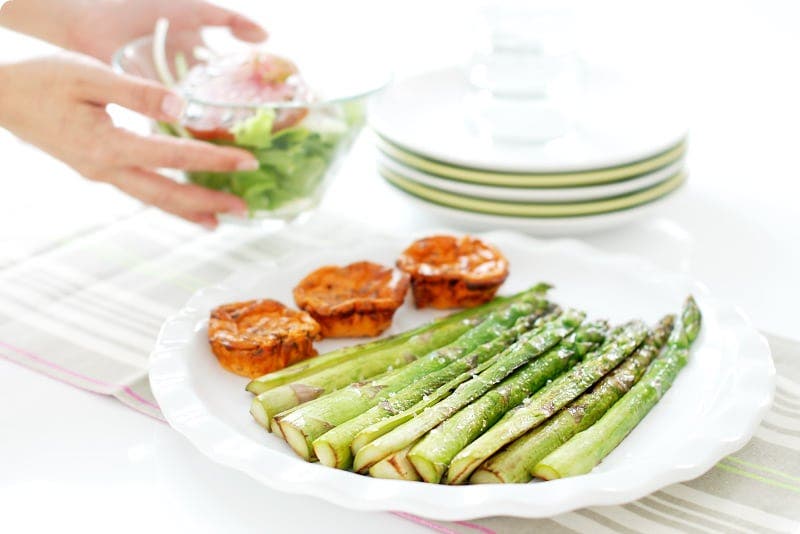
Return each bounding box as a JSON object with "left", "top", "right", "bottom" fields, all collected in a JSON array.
[
  {"left": 236, "top": 159, "right": 260, "bottom": 171},
  {"left": 161, "top": 93, "right": 185, "bottom": 121},
  {"left": 228, "top": 205, "right": 249, "bottom": 217}
]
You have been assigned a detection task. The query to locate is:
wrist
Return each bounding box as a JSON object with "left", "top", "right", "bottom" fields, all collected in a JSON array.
[
  {"left": 0, "top": 61, "right": 28, "bottom": 138},
  {"left": 0, "top": 61, "right": 30, "bottom": 135},
  {"left": 0, "top": 63, "right": 12, "bottom": 129}
]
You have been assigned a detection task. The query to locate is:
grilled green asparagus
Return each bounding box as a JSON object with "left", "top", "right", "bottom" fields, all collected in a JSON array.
[
  {"left": 408, "top": 320, "right": 609, "bottom": 483},
  {"left": 445, "top": 320, "right": 648, "bottom": 484},
  {"left": 471, "top": 315, "right": 674, "bottom": 484},
  {"left": 352, "top": 309, "right": 586, "bottom": 473},
  {"left": 533, "top": 297, "right": 701, "bottom": 480},
  {"left": 277, "top": 291, "right": 551, "bottom": 459},
  {"left": 246, "top": 293, "right": 517, "bottom": 395},
  {"left": 313, "top": 311, "right": 554, "bottom": 469}
]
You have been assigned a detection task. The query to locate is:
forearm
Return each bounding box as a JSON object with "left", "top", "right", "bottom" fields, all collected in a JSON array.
[
  {"left": 1, "top": 0, "right": 266, "bottom": 63},
  {"left": 0, "top": 56, "right": 70, "bottom": 143},
  {"left": 0, "top": 0, "right": 81, "bottom": 50}
]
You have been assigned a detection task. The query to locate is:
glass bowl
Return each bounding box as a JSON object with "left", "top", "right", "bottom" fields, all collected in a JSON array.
[{"left": 112, "top": 28, "right": 389, "bottom": 222}]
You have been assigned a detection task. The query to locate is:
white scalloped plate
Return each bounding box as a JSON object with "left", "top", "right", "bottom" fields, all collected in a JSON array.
[{"left": 149, "top": 231, "right": 774, "bottom": 520}]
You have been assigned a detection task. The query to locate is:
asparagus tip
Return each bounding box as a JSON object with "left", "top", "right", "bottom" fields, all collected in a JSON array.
[
  {"left": 683, "top": 295, "right": 702, "bottom": 343},
  {"left": 531, "top": 282, "right": 554, "bottom": 293}
]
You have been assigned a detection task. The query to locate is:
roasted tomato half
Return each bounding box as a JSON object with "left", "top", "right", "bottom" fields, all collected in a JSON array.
[
  {"left": 396, "top": 235, "right": 509, "bottom": 309},
  {"left": 293, "top": 261, "right": 410, "bottom": 338},
  {"left": 208, "top": 299, "right": 321, "bottom": 378},
  {"left": 180, "top": 53, "right": 310, "bottom": 141}
]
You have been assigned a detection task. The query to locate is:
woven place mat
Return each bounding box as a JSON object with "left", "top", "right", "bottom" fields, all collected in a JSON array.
[{"left": 0, "top": 208, "right": 798, "bottom": 533}]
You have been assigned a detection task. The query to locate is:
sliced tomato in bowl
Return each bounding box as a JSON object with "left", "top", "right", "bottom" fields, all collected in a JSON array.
[{"left": 180, "top": 53, "right": 312, "bottom": 141}]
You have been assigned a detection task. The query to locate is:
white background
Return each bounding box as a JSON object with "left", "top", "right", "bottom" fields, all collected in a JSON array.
[{"left": 1, "top": 1, "right": 799, "bottom": 532}]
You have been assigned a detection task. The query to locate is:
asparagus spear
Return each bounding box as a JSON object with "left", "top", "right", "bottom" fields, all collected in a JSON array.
[
  {"left": 349, "top": 332, "right": 525, "bottom": 455},
  {"left": 408, "top": 320, "right": 608, "bottom": 483},
  {"left": 445, "top": 319, "right": 648, "bottom": 484},
  {"left": 533, "top": 297, "right": 701, "bottom": 480},
  {"left": 251, "top": 316, "right": 471, "bottom": 428},
  {"left": 352, "top": 309, "right": 586, "bottom": 473},
  {"left": 395, "top": 323, "right": 634, "bottom": 467},
  {"left": 470, "top": 314, "right": 674, "bottom": 484},
  {"left": 246, "top": 294, "right": 514, "bottom": 395},
  {"left": 313, "top": 311, "right": 554, "bottom": 469},
  {"left": 247, "top": 332, "right": 413, "bottom": 395},
  {"left": 350, "top": 309, "right": 593, "bottom": 454},
  {"left": 368, "top": 445, "right": 422, "bottom": 481},
  {"left": 251, "top": 286, "right": 549, "bottom": 428},
  {"left": 277, "top": 291, "right": 551, "bottom": 460},
  {"left": 349, "top": 313, "right": 583, "bottom": 458}
]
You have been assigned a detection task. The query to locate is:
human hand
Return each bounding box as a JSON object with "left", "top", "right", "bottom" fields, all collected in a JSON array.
[
  {"left": 0, "top": 52, "right": 258, "bottom": 228},
  {"left": 0, "top": 0, "right": 267, "bottom": 63}
]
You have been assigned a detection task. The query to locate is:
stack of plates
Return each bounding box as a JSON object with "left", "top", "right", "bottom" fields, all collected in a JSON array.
[{"left": 370, "top": 67, "right": 688, "bottom": 235}]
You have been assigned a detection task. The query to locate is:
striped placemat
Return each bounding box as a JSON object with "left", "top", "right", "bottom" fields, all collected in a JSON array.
[{"left": 0, "top": 207, "right": 797, "bottom": 533}]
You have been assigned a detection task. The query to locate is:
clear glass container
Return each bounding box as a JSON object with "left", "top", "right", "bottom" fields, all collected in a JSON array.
[
  {"left": 466, "top": 0, "right": 578, "bottom": 144},
  {"left": 113, "top": 28, "right": 389, "bottom": 223}
]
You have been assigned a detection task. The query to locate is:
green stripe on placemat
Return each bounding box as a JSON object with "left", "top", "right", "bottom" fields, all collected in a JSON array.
[
  {"left": 0, "top": 208, "right": 798, "bottom": 534},
  {"left": 376, "top": 135, "right": 688, "bottom": 187},
  {"left": 380, "top": 166, "right": 687, "bottom": 218}
]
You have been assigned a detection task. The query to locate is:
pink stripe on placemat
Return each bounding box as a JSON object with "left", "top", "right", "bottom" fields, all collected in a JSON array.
[
  {"left": 455, "top": 520, "right": 496, "bottom": 533},
  {"left": 121, "top": 385, "right": 160, "bottom": 410},
  {"left": 1, "top": 353, "right": 166, "bottom": 424},
  {"left": 1, "top": 339, "right": 485, "bottom": 534},
  {"left": 392, "top": 512, "right": 462, "bottom": 534},
  {"left": 0, "top": 340, "right": 160, "bottom": 411}
]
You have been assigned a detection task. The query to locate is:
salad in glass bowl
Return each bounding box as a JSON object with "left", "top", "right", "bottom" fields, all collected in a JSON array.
[{"left": 113, "top": 23, "right": 388, "bottom": 221}]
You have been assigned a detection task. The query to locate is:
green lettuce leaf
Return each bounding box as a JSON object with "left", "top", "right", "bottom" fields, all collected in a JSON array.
[
  {"left": 231, "top": 108, "right": 276, "bottom": 149},
  {"left": 186, "top": 103, "right": 363, "bottom": 213}
]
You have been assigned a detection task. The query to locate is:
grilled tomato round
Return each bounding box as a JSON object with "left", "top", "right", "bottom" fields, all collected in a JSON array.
[
  {"left": 293, "top": 261, "right": 410, "bottom": 337},
  {"left": 396, "top": 235, "right": 509, "bottom": 309},
  {"left": 208, "top": 299, "right": 321, "bottom": 378}
]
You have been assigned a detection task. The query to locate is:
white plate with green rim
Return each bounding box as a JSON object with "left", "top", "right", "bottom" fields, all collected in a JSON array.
[
  {"left": 384, "top": 185, "right": 683, "bottom": 236},
  {"left": 370, "top": 66, "right": 688, "bottom": 174},
  {"left": 376, "top": 136, "right": 688, "bottom": 188},
  {"left": 149, "top": 232, "right": 773, "bottom": 519},
  {"left": 377, "top": 151, "right": 686, "bottom": 203},
  {"left": 380, "top": 165, "right": 687, "bottom": 219}
]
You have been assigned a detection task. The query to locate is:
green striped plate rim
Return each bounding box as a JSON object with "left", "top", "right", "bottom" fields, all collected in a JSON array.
[
  {"left": 376, "top": 135, "right": 688, "bottom": 188},
  {"left": 380, "top": 166, "right": 687, "bottom": 218}
]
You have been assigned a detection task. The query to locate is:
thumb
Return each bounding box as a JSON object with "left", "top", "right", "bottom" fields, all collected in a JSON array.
[{"left": 199, "top": 3, "right": 268, "bottom": 43}]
